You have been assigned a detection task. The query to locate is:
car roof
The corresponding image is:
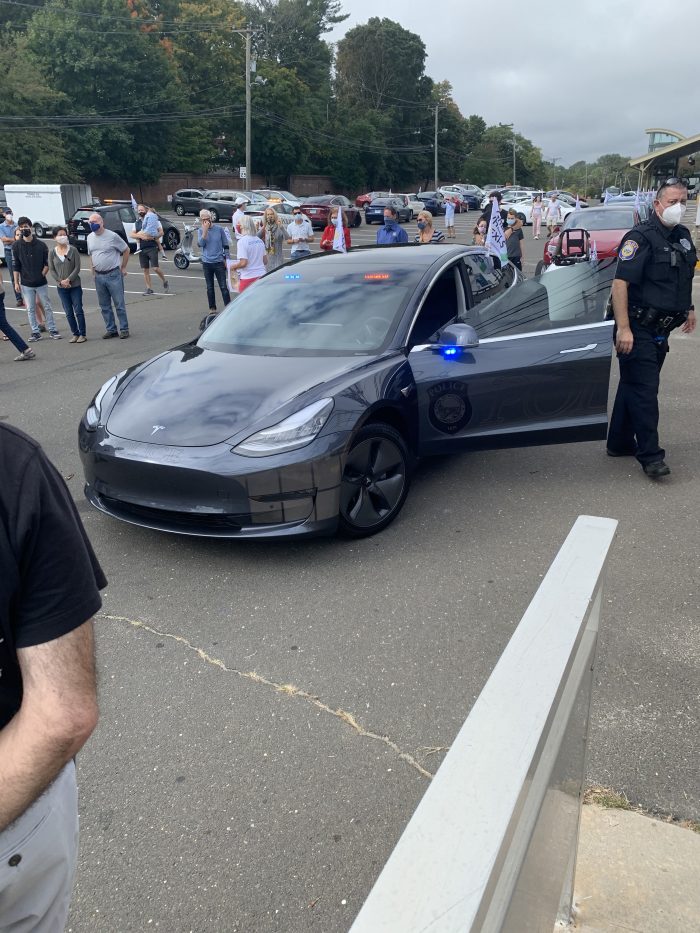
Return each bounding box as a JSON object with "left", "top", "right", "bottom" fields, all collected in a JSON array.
[{"left": 301, "top": 243, "right": 486, "bottom": 268}]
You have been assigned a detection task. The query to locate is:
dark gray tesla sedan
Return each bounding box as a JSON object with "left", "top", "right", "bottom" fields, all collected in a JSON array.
[{"left": 79, "top": 246, "right": 616, "bottom": 539}]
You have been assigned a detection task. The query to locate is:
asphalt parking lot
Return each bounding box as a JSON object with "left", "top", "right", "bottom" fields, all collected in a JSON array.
[{"left": 2, "top": 210, "right": 699, "bottom": 932}]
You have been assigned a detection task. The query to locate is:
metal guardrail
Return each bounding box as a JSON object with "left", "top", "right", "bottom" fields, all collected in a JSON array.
[{"left": 349, "top": 514, "right": 618, "bottom": 933}]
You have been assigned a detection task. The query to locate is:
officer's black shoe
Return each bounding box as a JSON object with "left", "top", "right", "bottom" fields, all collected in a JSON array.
[
  {"left": 606, "top": 447, "right": 637, "bottom": 457},
  {"left": 643, "top": 460, "right": 671, "bottom": 478}
]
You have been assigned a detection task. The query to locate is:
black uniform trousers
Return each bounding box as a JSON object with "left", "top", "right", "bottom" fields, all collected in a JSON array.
[{"left": 607, "top": 321, "right": 668, "bottom": 465}]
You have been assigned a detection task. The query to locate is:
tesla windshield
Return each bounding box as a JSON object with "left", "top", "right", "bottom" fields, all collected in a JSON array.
[{"left": 199, "top": 270, "right": 416, "bottom": 355}]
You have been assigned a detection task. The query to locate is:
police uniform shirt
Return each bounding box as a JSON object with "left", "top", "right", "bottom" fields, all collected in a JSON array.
[{"left": 615, "top": 212, "right": 696, "bottom": 312}]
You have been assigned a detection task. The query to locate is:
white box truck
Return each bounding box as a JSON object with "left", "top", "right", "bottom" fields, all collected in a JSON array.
[{"left": 3, "top": 183, "right": 94, "bottom": 237}]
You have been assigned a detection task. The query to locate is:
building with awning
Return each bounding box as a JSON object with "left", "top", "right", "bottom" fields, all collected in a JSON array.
[{"left": 629, "top": 129, "right": 700, "bottom": 189}]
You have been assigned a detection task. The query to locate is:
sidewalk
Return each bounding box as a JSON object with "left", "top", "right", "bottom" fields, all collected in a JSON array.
[{"left": 570, "top": 803, "right": 700, "bottom": 932}]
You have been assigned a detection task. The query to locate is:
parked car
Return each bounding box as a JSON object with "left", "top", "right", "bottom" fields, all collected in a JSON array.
[
  {"left": 171, "top": 188, "right": 207, "bottom": 216},
  {"left": 253, "top": 189, "right": 302, "bottom": 211},
  {"left": 365, "top": 196, "right": 412, "bottom": 224},
  {"left": 545, "top": 191, "right": 588, "bottom": 208},
  {"left": 68, "top": 203, "right": 180, "bottom": 253},
  {"left": 416, "top": 191, "right": 446, "bottom": 215},
  {"left": 299, "top": 195, "right": 362, "bottom": 229},
  {"left": 501, "top": 196, "right": 575, "bottom": 226},
  {"left": 480, "top": 188, "right": 533, "bottom": 210},
  {"left": 438, "top": 185, "right": 482, "bottom": 210},
  {"left": 400, "top": 193, "right": 425, "bottom": 216},
  {"left": 600, "top": 186, "right": 621, "bottom": 202},
  {"left": 198, "top": 189, "right": 268, "bottom": 222},
  {"left": 79, "top": 244, "right": 616, "bottom": 540},
  {"left": 355, "top": 190, "right": 392, "bottom": 209},
  {"left": 539, "top": 203, "right": 647, "bottom": 270}
]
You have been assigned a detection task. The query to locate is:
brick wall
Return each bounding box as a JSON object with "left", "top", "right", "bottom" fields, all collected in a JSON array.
[{"left": 89, "top": 173, "right": 342, "bottom": 208}]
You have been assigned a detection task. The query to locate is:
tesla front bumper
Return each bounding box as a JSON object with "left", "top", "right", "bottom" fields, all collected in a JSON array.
[{"left": 79, "top": 428, "right": 346, "bottom": 538}]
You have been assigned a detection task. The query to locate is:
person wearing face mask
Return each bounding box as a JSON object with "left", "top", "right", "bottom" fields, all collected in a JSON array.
[
  {"left": 320, "top": 208, "right": 351, "bottom": 252},
  {"left": 376, "top": 206, "right": 409, "bottom": 245},
  {"left": 86, "top": 212, "right": 130, "bottom": 339},
  {"left": 11, "top": 217, "right": 61, "bottom": 341},
  {"left": 257, "top": 207, "right": 287, "bottom": 270},
  {"left": 607, "top": 178, "right": 697, "bottom": 477},
  {"left": 48, "top": 228, "right": 86, "bottom": 342},
  {"left": 286, "top": 209, "right": 314, "bottom": 259},
  {"left": 414, "top": 210, "right": 445, "bottom": 244},
  {"left": 133, "top": 204, "right": 169, "bottom": 296},
  {"left": 472, "top": 219, "right": 488, "bottom": 246},
  {"left": 0, "top": 210, "right": 24, "bottom": 307},
  {"left": 504, "top": 209, "right": 524, "bottom": 270}
]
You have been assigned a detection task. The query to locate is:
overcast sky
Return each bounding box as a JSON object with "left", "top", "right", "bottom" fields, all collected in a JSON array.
[{"left": 328, "top": 0, "right": 696, "bottom": 166}]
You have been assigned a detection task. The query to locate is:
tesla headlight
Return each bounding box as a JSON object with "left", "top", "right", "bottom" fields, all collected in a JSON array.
[
  {"left": 233, "top": 398, "right": 334, "bottom": 456},
  {"left": 85, "top": 375, "right": 119, "bottom": 430}
]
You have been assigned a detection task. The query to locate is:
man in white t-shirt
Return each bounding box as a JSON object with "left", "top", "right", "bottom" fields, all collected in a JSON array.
[
  {"left": 286, "top": 209, "right": 314, "bottom": 258},
  {"left": 544, "top": 196, "right": 562, "bottom": 236},
  {"left": 231, "top": 201, "right": 246, "bottom": 242}
]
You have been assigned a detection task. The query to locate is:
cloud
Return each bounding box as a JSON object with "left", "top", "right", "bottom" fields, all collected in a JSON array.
[{"left": 328, "top": 0, "right": 697, "bottom": 166}]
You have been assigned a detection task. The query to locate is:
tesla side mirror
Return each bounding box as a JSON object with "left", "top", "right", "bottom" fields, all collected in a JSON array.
[{"left": 437, "top": 323, "right": 479, "bottom": 348}]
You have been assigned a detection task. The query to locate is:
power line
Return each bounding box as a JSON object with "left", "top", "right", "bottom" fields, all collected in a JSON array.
[{"left": 0, "top": 0, "right": 244, "bottom": 33}]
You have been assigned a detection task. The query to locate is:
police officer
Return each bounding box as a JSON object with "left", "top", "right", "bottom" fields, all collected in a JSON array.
[{"left": 607, "top": 178, "right": 696, "bottom": 477}]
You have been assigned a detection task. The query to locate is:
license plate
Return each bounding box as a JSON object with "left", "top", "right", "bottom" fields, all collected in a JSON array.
[{"left": 78, "top": 234, "right": 86, "bottom": 241}]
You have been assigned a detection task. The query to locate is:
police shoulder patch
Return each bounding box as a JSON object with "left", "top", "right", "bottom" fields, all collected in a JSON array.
[{"left": 619, "top": 239, "right": 639, "bottom": 261}]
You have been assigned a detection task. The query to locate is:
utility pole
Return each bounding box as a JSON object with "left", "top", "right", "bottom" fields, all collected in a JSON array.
[
  {"left": 232, "top": 26, "right": 254, "bottom": 184},
  {"left": 434, "top": 104, "right": 439, "bottom": 190},
  {"left": 245, "top": 28, "right": 251, "bottom": 184},
  {"left": 512, "top": 133, "right": 516, "bottom": 186}
]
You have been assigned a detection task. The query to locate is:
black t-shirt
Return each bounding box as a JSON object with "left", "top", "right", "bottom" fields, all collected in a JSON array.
[
  {"left": 11, "top": 237, "right": 49, "bottom": 287},
  {"left": 0, "top": 424, "right": 107, "bottom": 730}
]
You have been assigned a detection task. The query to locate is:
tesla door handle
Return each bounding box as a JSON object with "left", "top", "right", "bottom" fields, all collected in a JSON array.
[{"left": 559, "top": 343, "right": 597, "bottom": 354}]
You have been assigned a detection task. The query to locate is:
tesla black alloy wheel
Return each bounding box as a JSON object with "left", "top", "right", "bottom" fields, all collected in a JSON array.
[{"left": 339, "top": 424, "right": 411, "bottom": 538}]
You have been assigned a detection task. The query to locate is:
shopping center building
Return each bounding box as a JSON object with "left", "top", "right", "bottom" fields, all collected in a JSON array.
[{"left": 630, "top": 129, "right": 700, "bottom": 190}]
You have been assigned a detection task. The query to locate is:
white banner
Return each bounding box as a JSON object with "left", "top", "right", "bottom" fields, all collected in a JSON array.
[{"left": 485, "top": 202, "right": 508, "bottom": 265}]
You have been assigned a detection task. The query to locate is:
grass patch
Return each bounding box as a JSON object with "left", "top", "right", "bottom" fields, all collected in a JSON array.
[{"left": 584, "top": 785, "right": 632, "bottom": 810}]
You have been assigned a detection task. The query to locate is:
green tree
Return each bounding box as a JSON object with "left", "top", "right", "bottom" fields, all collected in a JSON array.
[
  {"left": 25, "top": 0, "right": 214, "bottom": 183},
  {"left": 335, "top": 18, "right": 434, "bottom": 188},
  {"left": 0, "top": 34, "right": 80, "bottom": 183}
]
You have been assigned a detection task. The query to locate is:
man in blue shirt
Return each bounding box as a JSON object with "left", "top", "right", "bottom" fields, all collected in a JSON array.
[
  {"left": 133, "top": 204, "right": 169, "bottom": 296},
  {"left": 0, "top": 210, "right": 23, "bottom": 306},
  {"left": 198, "top": 209, "right": 231, "bottom": 311},
  {"left": 376, "top": 206, "right": 409, "bottom": 245}
]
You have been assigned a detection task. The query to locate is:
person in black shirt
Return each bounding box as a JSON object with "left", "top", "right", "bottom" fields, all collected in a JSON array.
[
  {"left": 11, "top": 217, "right": 62, "bottom": 341},
  {"left": 479, "top": 190, "right": 508, "bottom": 228},
  {"left": 0, "top": 423, "right": 106, "bottom": 930},
  {"left": 607, "top": 178, "right": 696, "bottom": 476}
]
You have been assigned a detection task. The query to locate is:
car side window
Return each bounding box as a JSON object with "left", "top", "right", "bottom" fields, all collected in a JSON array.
[
  {"left": 118, "top": 207, "right": 135, "bottom": 222},
  {"left": 409, "top": 265, "right": 466, "bottom": 347},
  {"left": 465, "top": 261, "right": 616, "bottom": 339},
  {"left": 462, "top": 255, "right": 513, "bottom": 307}
]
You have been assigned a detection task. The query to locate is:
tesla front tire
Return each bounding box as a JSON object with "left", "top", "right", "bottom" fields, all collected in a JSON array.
[{"left": 338, "top": 424, "right": 411, "bottom": 538}]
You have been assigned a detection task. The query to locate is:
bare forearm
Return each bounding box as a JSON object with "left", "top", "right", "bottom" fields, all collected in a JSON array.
[
  {"left": 611, "top": 279, "right": 631, "bottom": 329},
  {"left": 0, "top": 709, "right": 84, "bottom": 831}
]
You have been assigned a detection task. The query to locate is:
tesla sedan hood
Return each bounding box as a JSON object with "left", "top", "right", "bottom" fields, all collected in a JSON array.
[{"left": 106, "top": 346, "right": 361, "bottom": 446}]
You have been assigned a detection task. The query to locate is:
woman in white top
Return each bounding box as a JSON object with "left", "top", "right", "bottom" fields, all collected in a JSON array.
[
  {"left": 531, "top": 194, "right": 543, "bottom": 239},
  {"left": 231, "top": 216, "right": 267, "bottom": 291}
]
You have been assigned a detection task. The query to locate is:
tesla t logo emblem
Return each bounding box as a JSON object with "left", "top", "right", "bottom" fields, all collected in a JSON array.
[{"left": 151, "top": 425, "right": 166, "bottom": 435}]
